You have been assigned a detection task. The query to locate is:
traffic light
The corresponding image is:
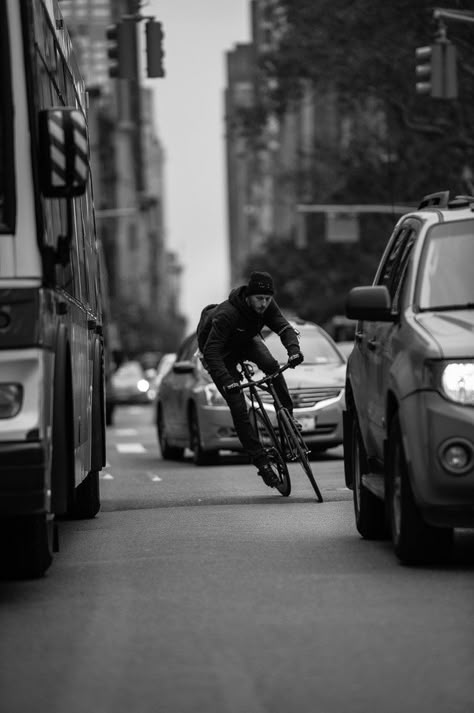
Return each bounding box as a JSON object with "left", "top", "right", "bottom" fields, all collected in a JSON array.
[
  {"left": 146, "top": 21, "right": 165, "bottom": 78},
  {"left": 106, "top": 20, "right": 136, "bottom": 79},
  {"left": 415, "top": 41, "right": 457, "bottom": 98}
]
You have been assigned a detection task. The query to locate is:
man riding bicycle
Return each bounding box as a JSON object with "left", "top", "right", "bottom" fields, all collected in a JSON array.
[{"left": 197, "top": 271, "right": 304, "bottom": 488}]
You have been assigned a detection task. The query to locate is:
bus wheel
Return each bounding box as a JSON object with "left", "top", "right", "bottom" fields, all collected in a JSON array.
[
  {"left": 0, "top": 514, "right": 53, "bottom": 579},
  {"left": 70, "top": 470, "right": 101, "bottom": 519}
]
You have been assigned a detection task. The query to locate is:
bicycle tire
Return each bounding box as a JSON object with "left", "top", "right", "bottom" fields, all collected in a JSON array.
[
  {"left": 250, "top": 408, "right": 291, "bottom": 497},
  {"left": 279, "top": 410, "right": 323, "bottom": 502}
]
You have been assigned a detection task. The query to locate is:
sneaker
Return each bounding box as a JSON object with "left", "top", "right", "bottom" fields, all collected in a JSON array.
[{"left": 258, "top": 463, "right": 279, "bottom": 488}]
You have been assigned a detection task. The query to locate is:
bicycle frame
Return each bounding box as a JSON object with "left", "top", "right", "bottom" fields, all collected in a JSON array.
[
  {"left": 240, "top": 361, "right": 288, "bottom": 450},
  {"left": 238, "top": 361, "right": 323, "bottom": 502}
]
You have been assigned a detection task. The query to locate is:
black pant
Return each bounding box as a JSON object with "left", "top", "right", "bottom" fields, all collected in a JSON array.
[{"left": 213, "top": 338, "right": 293, "bottom": 469}]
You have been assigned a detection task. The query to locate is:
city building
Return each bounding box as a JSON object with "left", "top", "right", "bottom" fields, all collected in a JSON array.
[{"left": 59, "top": 0, "right": 185, "bottom": 355}]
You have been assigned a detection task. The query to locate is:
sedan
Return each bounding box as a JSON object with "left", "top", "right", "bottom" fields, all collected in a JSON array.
[
  {"left": 155, "top": 320, "right": 346, "bottom": 465},
  {"left": 110, "top": 360, "right": 155, "bottom": 407}
]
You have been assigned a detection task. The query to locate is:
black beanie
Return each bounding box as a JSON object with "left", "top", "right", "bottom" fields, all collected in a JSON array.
[{"left": 246, "top": 271, "right": 274, "bottom": 296}]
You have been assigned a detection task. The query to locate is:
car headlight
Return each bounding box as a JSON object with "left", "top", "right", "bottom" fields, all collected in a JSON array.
[
  {"left": 426, "top": 361, "right": 474, "bottom": 405},
  {"left": 137, "top": 379, "right": 150, "bottom": 393},
  {"left": 203, "top": 383, "right": 227, "bottom": 406},
  {"left": 441, "top": 362, "right": 474, "bottom": 405}
]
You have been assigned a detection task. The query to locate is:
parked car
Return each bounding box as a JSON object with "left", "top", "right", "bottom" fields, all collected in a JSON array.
[
  {"left": 153, "top": 352, "right": 176, "bottom": 392},
  {"left": 155, "top": 319, "right": 346, "bottom": 465},
  {"left": 109, "top": 360, "right": 155, "bottom": 407},
  {"left": 344, "top": 190, "right": 474, "bottom": 564}
]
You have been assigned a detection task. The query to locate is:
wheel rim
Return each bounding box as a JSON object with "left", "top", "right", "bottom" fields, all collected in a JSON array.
[{"left": 391, "top": 444, "right": 402, "bottom": 543}]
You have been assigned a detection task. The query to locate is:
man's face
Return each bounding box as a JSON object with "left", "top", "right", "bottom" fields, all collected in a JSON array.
[{"left": 247, "top": 294, "right": 272, "bottom": 314}]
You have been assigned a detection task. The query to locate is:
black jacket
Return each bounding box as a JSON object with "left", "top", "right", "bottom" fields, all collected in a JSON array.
[{"left": 201, "top": 286, "right": 300, "bottom": 386}]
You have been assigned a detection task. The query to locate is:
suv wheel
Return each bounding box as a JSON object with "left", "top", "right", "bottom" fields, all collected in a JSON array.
[
  {"left": 351, "top": 417, "right": 387, "bottom": 539},
  {"left": 388, "top": 414, "right": 453, "bottom": 565}
]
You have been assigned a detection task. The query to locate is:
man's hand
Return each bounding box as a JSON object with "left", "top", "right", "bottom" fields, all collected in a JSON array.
[
  {"left": 224, "top": 382, "right": 241, "bottom": 394},
  {"left": 288, "top": 351, "right": 304, "bottom": 368}
]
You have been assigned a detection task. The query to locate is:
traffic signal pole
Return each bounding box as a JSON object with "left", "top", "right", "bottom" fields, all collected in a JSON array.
[
  {"left": 415, "top": 22, "right": 457, "bottom": 98},
  {"left": 106, "top": 13, "right": 165, "bottom": 80},
  {"left": 416, "top": 6, "right": 474, "bottom": 99},
  {"left": 433, "top": 7, "right": 474, "bottom": 25}
]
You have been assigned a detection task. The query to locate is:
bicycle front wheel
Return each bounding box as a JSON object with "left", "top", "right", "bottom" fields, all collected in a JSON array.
[
  {"left": 250, "top": 408, "right": 291, "bottom": 497},
  {"left": 279, "top": 410, "right": 323, "bottom": 502}
]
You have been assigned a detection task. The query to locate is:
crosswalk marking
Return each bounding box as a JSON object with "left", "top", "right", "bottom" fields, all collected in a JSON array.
[
  {"left": 114, "top": 428, "right": 138, "bottom": 436},
  {"left": 116, "top": 443, "right": 146, "bottom": 454},
  {"left": 146, "top": 472, "right": 162, "bottom": 482}
]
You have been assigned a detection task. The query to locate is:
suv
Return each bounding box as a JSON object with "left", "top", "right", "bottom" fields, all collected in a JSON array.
[{"left": 343, "top": 191, "right": 474, "bottom": 564}]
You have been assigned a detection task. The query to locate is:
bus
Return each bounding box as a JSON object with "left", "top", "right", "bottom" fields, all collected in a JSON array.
[{"left": 0, "top": 0, "right": 107, "bottom": 577}]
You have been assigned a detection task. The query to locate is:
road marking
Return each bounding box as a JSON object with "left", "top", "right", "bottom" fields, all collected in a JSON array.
[
  {"left": 146, "top": 471, "right": 162, "bottom": 482},
  {"left": 114, "top": 428, "right": 138, "bottom": 436},
  {"left": 100, "top": 473, "right": 114, "bottom": 480},
  {"left": 116, "top": 443, "right": 146, "bottom": 453}
]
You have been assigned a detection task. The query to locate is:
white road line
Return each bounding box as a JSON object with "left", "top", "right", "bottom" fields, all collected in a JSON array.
[
  {"left": 114, "top": 428, "right": 138, "bottom": 436},
  {"left": 100, "top": 473, "right": 114, "bottom": 480},
  {"left": 116, "top": 443, "right": 146, "bottom": 453},
  {"left": 146, "top": 472, "right": 162, "bottom": 482}
]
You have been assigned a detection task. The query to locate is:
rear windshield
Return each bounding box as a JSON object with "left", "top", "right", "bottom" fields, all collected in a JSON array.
[
  {"left": 263, "top": 328, "right": 344, "bottom": 365},
  {"left": 417, "top": 220, "right": 474, "bottom": 310}
]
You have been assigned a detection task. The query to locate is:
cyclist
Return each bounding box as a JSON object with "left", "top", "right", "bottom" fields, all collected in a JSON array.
[{"left": 197, "top": 271, "right": 304, "bottom": 488}]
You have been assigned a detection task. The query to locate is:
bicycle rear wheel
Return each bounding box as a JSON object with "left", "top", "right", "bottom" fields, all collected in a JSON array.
[
  {"left": 250, "top": 408, "right": 291, "bottom": 496},
  {"left": 279, "top": 410, "right": 323, "bottom": 502}
]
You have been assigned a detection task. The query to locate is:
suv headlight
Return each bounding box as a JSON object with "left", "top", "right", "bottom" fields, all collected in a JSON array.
[{"left": 426, "top": 361, "right": 474, "bottom": 405}]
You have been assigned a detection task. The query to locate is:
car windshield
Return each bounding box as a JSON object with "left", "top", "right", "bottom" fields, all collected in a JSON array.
[
  {"left": 262, "top": 328, "right": 344, "bottom": 365},
  {"left": 417, "top": 220, "right": 474, "bottom": 311}
]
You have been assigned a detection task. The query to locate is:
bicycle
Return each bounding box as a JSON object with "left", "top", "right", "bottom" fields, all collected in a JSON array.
[{"left": 237, "top": 361, "right": 324, "bottom": 502}]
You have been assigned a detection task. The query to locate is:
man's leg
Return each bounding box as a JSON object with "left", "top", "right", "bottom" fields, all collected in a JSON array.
[
  {"left": 244, "top": 338, "right": 294, "bottom": 413},
  {"left": 214, "top": 379, "right": 268, "bottom": 469}
]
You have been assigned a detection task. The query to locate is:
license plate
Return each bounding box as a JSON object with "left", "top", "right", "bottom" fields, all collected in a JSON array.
[{"left": 296, "top": 416, "right": 314, "bottom": 432}]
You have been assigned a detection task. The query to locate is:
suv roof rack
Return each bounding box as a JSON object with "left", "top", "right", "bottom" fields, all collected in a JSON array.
[
  {"left": 418, "top": 191, "right": 450, "bottom": 209},
  {"left": 418, "top": 191, "right": 474, "bottom": 210}
]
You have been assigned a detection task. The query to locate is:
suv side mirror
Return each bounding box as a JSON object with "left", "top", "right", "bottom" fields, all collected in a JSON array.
[
  {"left": 38, "top": 108, "right": 89, "bottom": 198},
  {"left": 346, "top": 286, "right": 397, "bottom": 323}
]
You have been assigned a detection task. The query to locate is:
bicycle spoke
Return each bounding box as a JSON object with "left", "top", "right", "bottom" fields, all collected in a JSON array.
[
  {"left": 250, "top": 408, "right": 291, "bottom": 497},
  {"left": 279, "top": 410, "right": 323, "bottom": 502}
]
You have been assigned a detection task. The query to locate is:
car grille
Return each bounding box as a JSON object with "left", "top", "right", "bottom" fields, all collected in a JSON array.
[{"left": 258, "top": 387, "right": 343, "bottom": 408}]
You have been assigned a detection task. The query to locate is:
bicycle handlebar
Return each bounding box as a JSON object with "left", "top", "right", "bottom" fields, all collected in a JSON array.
[{"left": 235, "top": 361, "right": 292, "bottom": 392}]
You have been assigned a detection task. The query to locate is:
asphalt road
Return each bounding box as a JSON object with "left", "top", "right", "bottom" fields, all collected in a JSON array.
[{"left": 1, "top": 405, "right": 473, "bottom": 713}]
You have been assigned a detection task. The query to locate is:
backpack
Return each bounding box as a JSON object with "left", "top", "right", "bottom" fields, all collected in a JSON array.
[{"left": 196, "top": 303, "right": 218, "bottom": 352}]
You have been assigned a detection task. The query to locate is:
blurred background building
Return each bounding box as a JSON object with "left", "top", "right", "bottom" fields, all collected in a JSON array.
[{"left": 59, "top": 0, "right": 185, "bottom": 361}]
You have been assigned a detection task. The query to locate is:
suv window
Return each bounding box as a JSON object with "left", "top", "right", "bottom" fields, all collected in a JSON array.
[
  {"left": 417, "top": 220, "right": 474, "bottom": 310},
  {"left": 377, "top": 226, "right": 414, "bottom": 299}
]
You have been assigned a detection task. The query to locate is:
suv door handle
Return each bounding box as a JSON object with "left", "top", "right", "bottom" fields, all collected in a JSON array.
[{"left": 367, "top": 338, "right": 377, "bottom": 351}]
